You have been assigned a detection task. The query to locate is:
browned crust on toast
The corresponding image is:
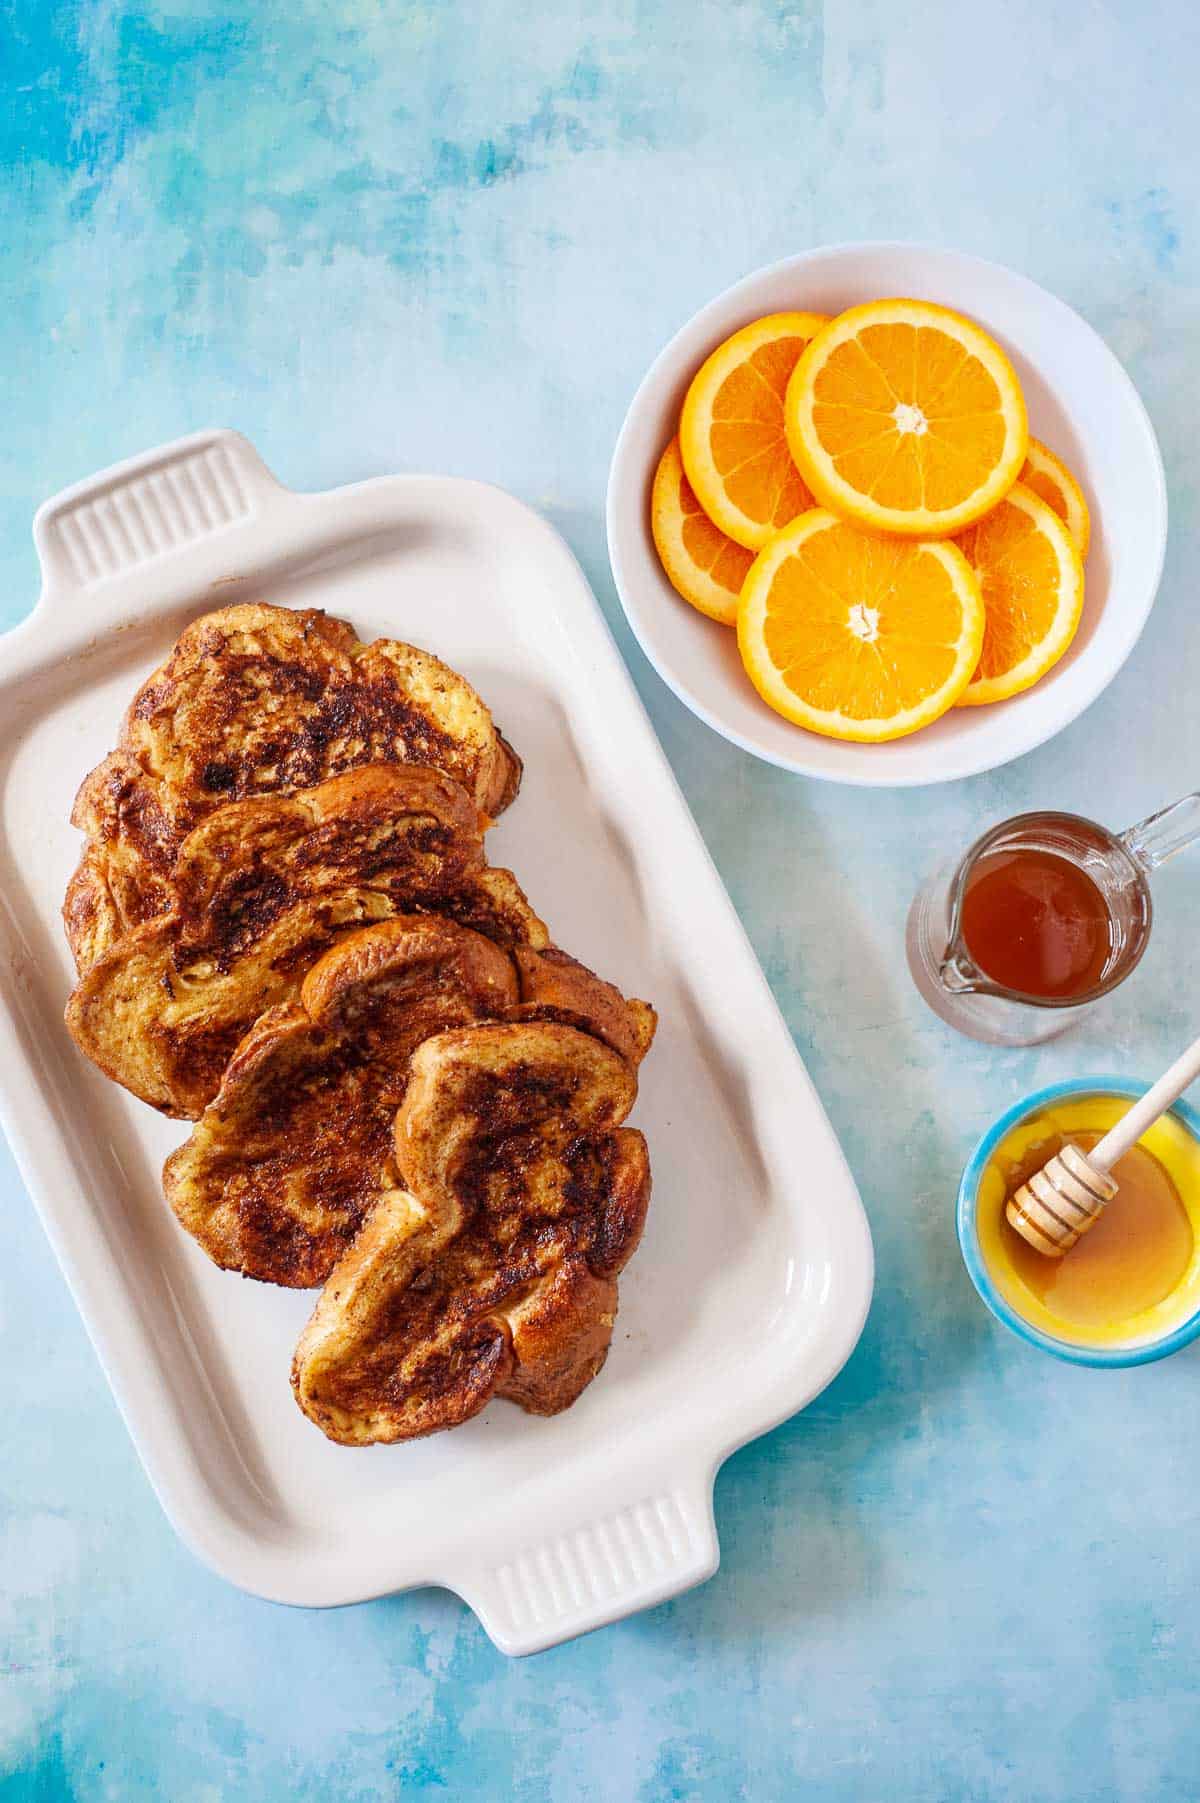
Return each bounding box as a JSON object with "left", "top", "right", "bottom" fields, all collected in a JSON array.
[
  {"left": 64, "top": 764, "right": 545, "bottom": 1118},
  {"left": 62, "top": 600, "right": 658, "bottom": 1450},
  {"left": 163, "top": 927, "right": 653, "bottom": 1287},
  {"left": 164, "top": 918, "right": 520, "bottom": 1287},
  {"left": 291, "top": 1022, "right": 651, "bottom": 1443},
  {"left": 65, "top": 603, "right": 521, "bottom": 970},
  {"left": 511, "top": 945, "right": 657, "bottom": 1066}
]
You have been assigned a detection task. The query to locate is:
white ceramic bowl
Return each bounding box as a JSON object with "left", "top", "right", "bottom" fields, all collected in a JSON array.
[{"left": 607, "top": 242, "right": 1167, "bottom": 787}]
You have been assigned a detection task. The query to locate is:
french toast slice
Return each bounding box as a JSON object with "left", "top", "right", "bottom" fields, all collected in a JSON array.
[
  {"left": 509, "top": 946, "right": 657, "bottom": 1066},
  {"left": 165, "top": 919, "right": 520, "bottom": 1288},
  {"left": 64, "top": 764, "right": 545, "bottom": 1118},
  {"left": 164, "top": 763, "right": 485, "bottom": 961},
  {"left": 65, "top": 603, "right": 521, "bottom": 970},
  {"left": 292, "top": 1022, "right": 652, "bottom": 1444},
  {"left": 64, "top": 751, "right": 181, "bottom": 967},
  {"left": 164, "top": 928, "right": 654, "bottom": 1286}
]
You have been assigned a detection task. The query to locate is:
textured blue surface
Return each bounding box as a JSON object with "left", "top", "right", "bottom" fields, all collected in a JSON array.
[{"left": 3, "top": 2, "right": 1200, "bottom": 1796}]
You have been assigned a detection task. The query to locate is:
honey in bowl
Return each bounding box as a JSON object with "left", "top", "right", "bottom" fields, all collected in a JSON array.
[{"left": 976, "top": 1094, "right": 1200, "bottom": 1347}]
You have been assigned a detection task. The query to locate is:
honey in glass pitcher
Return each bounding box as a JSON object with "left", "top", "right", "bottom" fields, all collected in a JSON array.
[
  {"left": 907, "top": 796, "right": 1200, "bottom": 1046},
  {"left": 959, "top": 845, "right": 1113, "bottom": 1000}
]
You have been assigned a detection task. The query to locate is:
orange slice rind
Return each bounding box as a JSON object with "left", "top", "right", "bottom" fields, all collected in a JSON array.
[
  {"left": 785, "top": 299, "right": 1029, "bottom": 538},
  {"left": 650, "top": 437, "right": 753, "bottom": 625},
  {"left": 1019, "top": 438, "right": 1091, "bottom": 558},
  {"left": 955, "top": 482, "right": 1085, "bottom": 706},
  {"left": 679, "top": 311, "right": 830, "bottom": 550},
  {"left": 737, "top": 509, "right": 985, "bottom": 741}
]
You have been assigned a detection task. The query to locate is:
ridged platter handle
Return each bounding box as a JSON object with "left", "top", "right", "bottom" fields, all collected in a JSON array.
[
  {"left": 452, "top": 1473, "right": 719, "bottom": 1657},
  {"left": 33, "top": 429, "right": 289, "bottom": 600}
]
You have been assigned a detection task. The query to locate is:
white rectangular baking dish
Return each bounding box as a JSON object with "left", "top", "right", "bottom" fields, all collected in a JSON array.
[{"left": 0, "top": 430, "right": 873, "bottom": 1656}]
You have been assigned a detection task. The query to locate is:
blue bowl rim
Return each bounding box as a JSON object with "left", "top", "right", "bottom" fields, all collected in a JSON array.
[{"left": 957, "top": 1076, "right": 1200, "bottom": 1368}]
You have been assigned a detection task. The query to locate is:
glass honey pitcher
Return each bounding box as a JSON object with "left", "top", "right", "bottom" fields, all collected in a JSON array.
[{"left": 907, "top": 796, "right": 1200, "bottom": 1046}]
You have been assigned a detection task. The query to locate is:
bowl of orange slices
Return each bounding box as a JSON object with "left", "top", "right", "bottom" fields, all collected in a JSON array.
[{"left": 607, "top": 243, "right": 1167, "bottom": 785}]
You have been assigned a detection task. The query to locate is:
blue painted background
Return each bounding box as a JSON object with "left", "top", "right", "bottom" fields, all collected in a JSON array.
[{"left": 3, "top": 2, "right": 1200, "bottom": 1796}]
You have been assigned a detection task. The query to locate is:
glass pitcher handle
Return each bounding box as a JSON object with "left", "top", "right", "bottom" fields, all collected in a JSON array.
[{"left": 1119, "top": 793, "right": 1200, "bottom": 872}]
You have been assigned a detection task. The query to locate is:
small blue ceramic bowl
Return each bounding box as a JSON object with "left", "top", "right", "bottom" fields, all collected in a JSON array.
[{"left": 958, "top": 1077, "right": 1200, "bottom": 1368}]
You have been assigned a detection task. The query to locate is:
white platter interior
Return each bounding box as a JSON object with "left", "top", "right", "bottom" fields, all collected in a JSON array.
[{"left": 0, "top": 431, "right": 872, "bottom": 1655}]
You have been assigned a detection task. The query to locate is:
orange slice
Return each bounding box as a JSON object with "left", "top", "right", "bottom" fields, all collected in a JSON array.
[
  {"left": 1019, "top": 438, "right": 1091, "bottom": 558},
  {"left": 785, "top": 299, "right": 1028, "bottom": 537},
  {"left": 650, "top": 437, "right": 754, "bottom": 624},
  {"left": 679, "top": 311, "right": 830, "bottom": 550},
  {"left": 737, "top": 509, "right": 985, "bottom": 741},
  {"left": 955, "top": 482, "right": 1085, "bottom": 706}
]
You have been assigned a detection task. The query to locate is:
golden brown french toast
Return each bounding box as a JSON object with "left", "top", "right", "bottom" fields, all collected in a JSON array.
[
  {"left": 61, "top": 595, "right": 658, "bottom": 1449},
  {"left": 164, "top": 926, "right": 654, "bottom": 1287},
  {"left": 64, "top": 752, "right": 181, "bottom": 967},
  {"left": 292, "top": 1022, "right": 652, "bottom": 1444},
  {"left": 165, "top": 918, "right": 520, "bottom": 1287},
  {"left": 509, "top": 946, "right": 657, "bottom": 1066},
  {"left": 65, "top": 603, "right": 521, "bottom": 970},
  {"left": 64, "top": 764, "right": 546, "bottom": 1118}
]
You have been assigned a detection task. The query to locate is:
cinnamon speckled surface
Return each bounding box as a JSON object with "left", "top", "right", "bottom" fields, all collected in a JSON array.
[{"left": 3, "top": 1, "right": 1200, "bottom": 1796}]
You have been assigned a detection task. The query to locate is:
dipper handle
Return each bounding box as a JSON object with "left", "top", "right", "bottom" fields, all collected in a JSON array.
[{"left": 1091, "top": 1032, "right": 1200, "bottom": 1172}]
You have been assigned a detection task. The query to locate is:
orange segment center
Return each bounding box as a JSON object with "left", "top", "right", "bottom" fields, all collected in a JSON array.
[
  {"left": 762, "top": 530, "right": 965, "bottom": 720},
  {"left": 811, "top": 324, "right": 1005, "bottom": 512}
]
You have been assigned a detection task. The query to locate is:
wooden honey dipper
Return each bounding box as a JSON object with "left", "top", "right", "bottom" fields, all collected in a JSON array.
[{"left": 1006, "top": 1033, "right": 1200, "bottom": 1257}]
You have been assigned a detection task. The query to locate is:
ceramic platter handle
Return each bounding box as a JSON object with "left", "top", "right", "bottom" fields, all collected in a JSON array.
[
  {"left": 452, "top": 1472, "right": 719, "bottom": 1657},
  {"left": 32, "top": 429, "right": 293, "bottom": 604}
]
